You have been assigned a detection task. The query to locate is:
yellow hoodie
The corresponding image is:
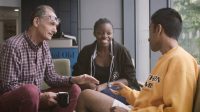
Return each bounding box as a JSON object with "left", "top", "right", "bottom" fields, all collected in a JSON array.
[{"left": 119, "top": 46, "right": 199, "bottom": 112}]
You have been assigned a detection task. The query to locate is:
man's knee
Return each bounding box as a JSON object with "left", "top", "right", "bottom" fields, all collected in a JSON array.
[
  {"left": 20, "top": 84, "right": 40, "bottom": 101},
  {"left": 70, "top": 84, "right": 81, "bottom": 97}
]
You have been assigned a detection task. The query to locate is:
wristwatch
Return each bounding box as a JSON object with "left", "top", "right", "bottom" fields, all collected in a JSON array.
[{"left": 69, "top": 76, "right": 74, "bottom": 84}]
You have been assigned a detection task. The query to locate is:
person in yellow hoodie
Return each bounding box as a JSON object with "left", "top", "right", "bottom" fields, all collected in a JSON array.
[{"left": 75, "top": 8, "right": 199, "bottom": 112}]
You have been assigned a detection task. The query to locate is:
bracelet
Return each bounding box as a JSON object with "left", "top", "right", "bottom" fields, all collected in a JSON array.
[
  {"left": 107, "top": 82, "right": 111, "bottom": 88},
  {"left": 69, "top": 76, "right": 73, "bottom": 84}
]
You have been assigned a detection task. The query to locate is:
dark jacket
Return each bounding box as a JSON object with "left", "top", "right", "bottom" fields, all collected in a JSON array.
[{"left": 72, "top": 40, "right": 140, "bottom": 90}]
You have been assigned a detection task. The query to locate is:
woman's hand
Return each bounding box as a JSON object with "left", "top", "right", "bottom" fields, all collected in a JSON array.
[
  {"left": 110, "top": 82, "right": 126, "bottom": 95},
  {"left": 96, "top": 83, "right": 107, "bottom": 91}
]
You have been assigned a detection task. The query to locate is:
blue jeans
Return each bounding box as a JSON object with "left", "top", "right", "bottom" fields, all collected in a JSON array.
[{"left": 101, "top": 86, "right": 128, "bottom": 105}]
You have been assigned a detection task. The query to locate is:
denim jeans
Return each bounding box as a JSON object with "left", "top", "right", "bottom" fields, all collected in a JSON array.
[{"left": 101, "top": 86, "right": 128, "bottom": 105}]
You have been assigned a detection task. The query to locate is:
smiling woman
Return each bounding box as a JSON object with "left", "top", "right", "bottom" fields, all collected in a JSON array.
[{"left": 73, "top": 18, "right": 140, "bottom": 104}]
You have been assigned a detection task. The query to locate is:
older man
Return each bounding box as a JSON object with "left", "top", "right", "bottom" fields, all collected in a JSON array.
[{"left": 0, "top": 5, "right": 99, "bottom": 112}]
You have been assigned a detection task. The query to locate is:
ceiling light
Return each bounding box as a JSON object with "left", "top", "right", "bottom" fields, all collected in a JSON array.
[{"left": 14, "top": 9, "right": 19, "bottom": 12}]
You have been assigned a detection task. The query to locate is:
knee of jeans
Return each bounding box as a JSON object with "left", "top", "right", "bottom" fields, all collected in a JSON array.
[
  {"left": 21, "top": 84, "right": 40, "bottom": 100},
  {"left": 70, "top": 84, "right": 81, "bottom": 97}
]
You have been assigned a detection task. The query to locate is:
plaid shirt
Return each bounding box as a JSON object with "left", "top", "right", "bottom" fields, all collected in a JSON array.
[{"left": 0, "top": 32, "right": 69, "bottom": 94}]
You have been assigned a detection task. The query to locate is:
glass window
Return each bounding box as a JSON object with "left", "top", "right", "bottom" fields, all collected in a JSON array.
[{"left": 170, "top": 0, "right": 200, "bottom": 62}]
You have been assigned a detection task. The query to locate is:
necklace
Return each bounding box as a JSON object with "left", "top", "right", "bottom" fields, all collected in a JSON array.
[{"left": 90, "top": 42, "right": 115, "bottom": 85}]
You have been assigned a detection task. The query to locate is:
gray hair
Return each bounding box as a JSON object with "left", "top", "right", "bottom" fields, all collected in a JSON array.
[{"left": 30, "top": 5, "right": 55, "bottom": 25}]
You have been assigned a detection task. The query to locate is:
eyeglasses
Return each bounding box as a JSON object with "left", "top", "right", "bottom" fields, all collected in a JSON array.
[{"left": 41, "top": 15, "right": 61, "bottom": 25}]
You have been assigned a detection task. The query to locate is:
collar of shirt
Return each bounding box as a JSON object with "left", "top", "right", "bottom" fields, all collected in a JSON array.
[{"left": 24, "top": 31, "right": 44, "bottom": 51}]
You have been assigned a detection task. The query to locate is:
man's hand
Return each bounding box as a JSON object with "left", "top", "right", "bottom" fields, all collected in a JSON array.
[
  {"left": 110, "top": 106, "right": 129, "bottom": 112},
  {"left": 79, "top": 82, "right": 97, "bottom": 90},
  {"left": 39, "top": 92, "right": 57, "bottom": 109},
  {"left": 72, "top": 74, "right": 99, "bottom": 85}
]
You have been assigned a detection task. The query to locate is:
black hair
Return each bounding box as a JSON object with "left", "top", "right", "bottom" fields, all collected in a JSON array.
[
  {"left": 30, "top": 5, "right": 55, "bottom": 26},
  {"left": 93, "top": 18, "right": 113, "bottom": 33},
  {"left": 151, "top": 8, "right": 182, "bottom": 40}
]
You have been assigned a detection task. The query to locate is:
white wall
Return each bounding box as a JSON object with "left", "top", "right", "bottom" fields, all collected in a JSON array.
[
  {"left": 135, "top": 0, "right": 150, "bottom": 83},
  {"left": 123, "top": 0, "right": 136, "bottom": 59},
  {"left": 78, "top": 0, "right": 122, "bottom": 49},
  {"left": 150, "top": 0, "right": 168, "bottom": 70}
]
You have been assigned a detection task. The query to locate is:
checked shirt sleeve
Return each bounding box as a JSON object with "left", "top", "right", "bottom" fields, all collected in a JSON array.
[
  {"left": 0, "top": 43, "right": 22, "bottom": 93},
  {"left": 43, "top": 43, "right": 68, "bottom": 87}
]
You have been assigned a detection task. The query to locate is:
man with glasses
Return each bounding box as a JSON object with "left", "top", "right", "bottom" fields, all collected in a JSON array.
[{"left": 0, "top": 5, "right": 99, "bottom": 112}]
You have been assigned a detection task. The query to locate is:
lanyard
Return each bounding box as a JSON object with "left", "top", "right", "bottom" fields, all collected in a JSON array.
[{"left": 90, "top": 41, "right": 114, "bottom": 84}]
